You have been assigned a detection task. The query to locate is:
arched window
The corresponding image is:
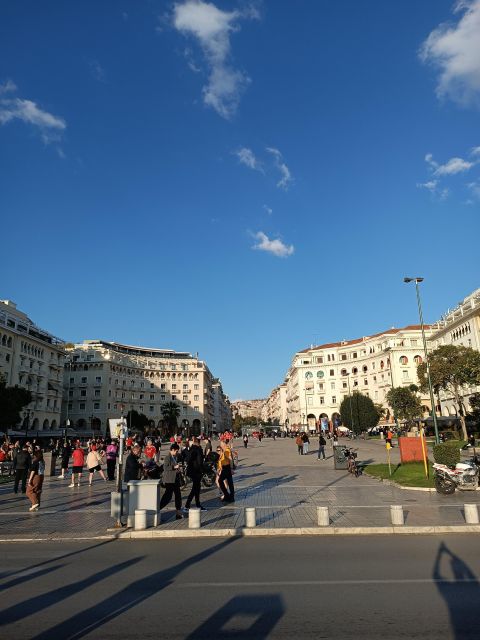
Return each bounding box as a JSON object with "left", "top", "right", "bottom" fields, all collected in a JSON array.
[
  {"left": 352, "top": 367, "right": 358, "bottom": 375},
  {"left": 362, "top": 365, "right": 368, "bottom": 373},
  {"left": 340, "top": 368, "right": 347, "bottom": 376},
  {"left": 414, "top": 355, "right": 423, "bottom": 365},
  {"left": 399, "top": 355, "right": 408, "bottom": 365},
  {"left": 380, "top": 360, "right": 384, "bottom": 369}
]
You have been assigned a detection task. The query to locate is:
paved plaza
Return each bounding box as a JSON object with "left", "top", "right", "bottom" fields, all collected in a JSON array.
[{"left": 1, "top": 438, "right": 480, "bottom": 540}]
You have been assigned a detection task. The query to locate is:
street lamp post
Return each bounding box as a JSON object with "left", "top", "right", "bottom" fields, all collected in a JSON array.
[
  {"left": 384, "top": 347, "right": 396, "bottom": 427},
  {"left": 404, "top": 277, "right": 440, "bottom": 444}
]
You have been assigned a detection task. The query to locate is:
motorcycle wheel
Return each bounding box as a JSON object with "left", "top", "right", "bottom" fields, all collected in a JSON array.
[
  {"left": 202, "top": 472, "right": 215, "bottom": 488},
  {"left": 435, "top": 476, "right": 456, "bottom": 495}
]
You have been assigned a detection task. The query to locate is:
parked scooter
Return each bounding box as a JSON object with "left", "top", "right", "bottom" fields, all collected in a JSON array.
[{"left": 433, "top": 457, "right": 479, "bottom": 494}]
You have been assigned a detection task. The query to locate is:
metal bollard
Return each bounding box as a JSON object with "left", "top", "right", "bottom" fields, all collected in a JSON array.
[
  {"left": 134, "top": 509, "right": 147, "bottom": 531},
  {"left": 390, "top": 505, "right": 404, "bottom": 526},
  {"left": 464, "top": 503, "right": 479, "bottom": 524},
  {"left": 188, "top": 507, "right": 201, "bottom": 529},
  {"left": 317, "top": 506, "right": 330, "bottom": 527},
  {"left": 245, "top": 507, "right": 256, "bottom": 528}
]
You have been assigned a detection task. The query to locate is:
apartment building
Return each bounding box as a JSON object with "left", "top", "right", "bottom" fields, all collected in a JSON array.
[
  {"left": 281, "top": 325, "right": 432, "bottom": 432},
  {"left": 62, "top": 340, "right": 226, "bottom": 435},
  {"left": 0, "top": 299, "right": 65, "bottom": 431},
  {"left": 212, "top": 379, "right": 232, "bottom": 432},
  {"left": 231, "top": 399, "right": 265, "bottom": 421},
  {"left": 261, "top": 383, "right": 287, "bottom": 427}
]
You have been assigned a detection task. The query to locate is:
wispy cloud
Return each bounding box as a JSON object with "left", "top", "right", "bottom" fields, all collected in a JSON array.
[
  {"left": 263, "top": 204, "right": 272, "bottom": 215},
  {"left": 467, "top": 180, "right": 480, "bottom": 199},
  {"left": 89, "top": 59, "right": 106, "bottom": 82},
  {"left": 235, "top": 147, "right": 262, "bottom": 171},
  {"left": 173, "top": 1, "right": 257, "bottom": 119},
  {"left": 425, "top": 152, "right": 474, "bottom": 175},
  {"left": 416, "top": 179, "right": 449, "bottom": 200},
  {"left": 471, "top": 145, "right": 480, "bottom": 156},
  {"left": 266, "top": 146, "right": 293, "bottom": 190},
  {"left": 420, "top": 147, "right": 479, "bottom": 201},
  {"left": 420, "top": 0, "right": 480, "bottom": 107},
  {"left": 252, "top": 231, "right": 294, "bottom": 258},
  {"left": 0, "top": 80, "right": 66, "bottom": 144}
]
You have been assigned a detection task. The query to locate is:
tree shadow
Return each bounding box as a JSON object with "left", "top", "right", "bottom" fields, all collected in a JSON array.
[
  {"left": 186, "top": 593, "right": 284, "bottom": 639},
  {"left": 433, "top": 541, "right": 480, "bottom": 639},
  {"left": 30, "top": 537, "right": 237, "bottom": 640}
]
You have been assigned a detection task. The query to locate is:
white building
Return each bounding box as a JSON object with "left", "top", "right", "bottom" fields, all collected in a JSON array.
[
  {"left": 282, "top": 325, "right": 432, "bottom": 432},
  {"left": 0, "top": 299, "right": 65, "bottom": 431},
  {"left": 62, "top": 340, "right": 227, "bottom": 435},
  {"left": 212, "top": 379, "right": 232, "bottom": 432}
]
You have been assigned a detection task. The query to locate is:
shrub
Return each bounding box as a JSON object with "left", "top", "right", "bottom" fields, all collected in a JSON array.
[{"left": 433, "top": 442, "right": 461, "bottom": 466}]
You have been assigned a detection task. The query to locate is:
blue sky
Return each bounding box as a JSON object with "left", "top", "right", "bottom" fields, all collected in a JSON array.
[{"left": 1, "top": 0, "right": 480, "bottom": 400}]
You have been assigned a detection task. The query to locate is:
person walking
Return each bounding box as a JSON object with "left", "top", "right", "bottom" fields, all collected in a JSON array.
[
  {"left": 26, "top": 450, "right": 45, "bottom": 511},
  {"left": 69, "top": 443, "right": 85, "bottom": 487},
  {"left": 302, "top": 432, "right": 310, "bottom": 455},
  {"left": 296, "top": 433, "right": 304, "bottom": 455},
  {"left": 243, "top": 434, "right": 249, "bottom": 449},
  {"left": 217, "top": 441, "right": 235, "bottom": 503},
  {"left": 159, "top": 443, "right": 183, "bottom": 520},
  {"left": 105, "top": 440, "right": 118, "bottom": 481},
  {"left": 184, "top": 437, "right": 207, "bottom": 512},
  {"left": 86, "top": 444, "right": 107, "bottom": 486},
  {"left": 58, "top": 440, "right": 72, "bottom": 480},
  {"left": 204, "top": 437, "right": 213, "bottom": 457},
  {"left": 124, "top": 444, "right": 142, "bottom": 482},
  {"left": 318, "top": 434, "right": 326, "bottom": 460},
  {"left": 13, "top": 444, "right": 31, "bottom": 494}
]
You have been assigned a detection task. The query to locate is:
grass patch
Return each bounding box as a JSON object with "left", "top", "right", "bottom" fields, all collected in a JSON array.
[{"left": 364, "top": 461, "right": 435, "bottom": 488}]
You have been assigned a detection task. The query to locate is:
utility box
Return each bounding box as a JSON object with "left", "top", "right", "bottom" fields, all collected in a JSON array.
[
  {"left": 43, "top": 451, "right": 57, "bottom": 477},
  {"left": 333, "top": 446, "right": 349, "bottom": 470},
  {"left": 126, "top": 480, "right": 161, "bottom": 528}
]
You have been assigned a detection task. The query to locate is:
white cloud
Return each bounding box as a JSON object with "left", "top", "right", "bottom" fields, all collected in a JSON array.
[
  {"left": 252, "top": 231, "right": 294, "bottom": 258},
  {"left": 467, "top": 180, "right": 480, "bottom": 199},
  {"left": 424, "top": 152, "right": 474, "bottom": 175},
  {"left": 266, "top": 146, "right": 293, "bottom": 190},
  {"left": 471, "top": 145, "right": 480, "bottom": 156},
  {"left": 263, "top": 204, "right": 272, "bottom": 215},
  {"left": 416, "top": 179, "right": 449, "bottom": 200},
  {"left": 235, "top": 147, "right": 262, "bottom": 171},
  {"left": 0, "top": 93, "right": 66, "bottom": 144},
  {"left": 0, "top": 79, "right": 17, "bottom": 95},
  {"left": 173, "top": 0, "right": 256, "bottom": 119},
  {"left": 89, "top": 60, "right": 106, "bottom": 82},
  {"left": 420, "top": 0, "right": 480, "bottom": 107}
]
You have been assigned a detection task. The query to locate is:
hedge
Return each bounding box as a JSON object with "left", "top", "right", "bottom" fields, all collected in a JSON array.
[{"left": 433, "top": 442, "right": 461, "bottom": 466}]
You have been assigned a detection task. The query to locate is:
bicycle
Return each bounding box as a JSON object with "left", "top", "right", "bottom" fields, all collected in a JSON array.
[{"left": 345, "top": 447, "right": 361, "bottom": 477}]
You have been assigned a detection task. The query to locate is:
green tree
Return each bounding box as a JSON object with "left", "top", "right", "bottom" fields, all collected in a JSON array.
[
  {"left": 417, "top": 345, "right": 480, "bottom": 441},
  {"left": 386, "top": 386, "right": 422, "bottom": 427},
  {"left": 340, "top": 392, "right": 381, "bottom": 434},
  {"left": 468, "top": 393, "right": 480, "bottom": 425},
  {"left": 160, "top": 401, "right": 181, "bottom": 436},
  {"left": 0, "top": 374, "right": 33, "bottom": 430},
  {"left": 125, "top": 409, "right": 149, "bottom": 432}
]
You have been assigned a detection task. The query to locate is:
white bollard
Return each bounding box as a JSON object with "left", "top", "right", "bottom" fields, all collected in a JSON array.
[
  {"left": 317, "top": 506, "right": 330, "bottom": 527},
  {"left": 390, "top": 505, "right": 404, "bottom": 526},
  {"left": 188, "top": 507, "right": 201, "bottom": 529},
  {"left": 245, "top": 507, "right": 256, "bottom": 528},
  {"left": 134, "top": 509, "right": 147, "bottom": 531},
  {"left": 464, "top": 503, "right": 479, "bottom": 524}
]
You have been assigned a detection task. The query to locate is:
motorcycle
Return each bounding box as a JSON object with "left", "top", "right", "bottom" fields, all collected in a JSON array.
[{"left": 433, "top": 458, "right": 479, "bottom": 495}]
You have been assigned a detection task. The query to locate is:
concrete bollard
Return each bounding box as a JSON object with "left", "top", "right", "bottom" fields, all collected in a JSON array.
[
  {"left": 245, "top": 507, "right": 256, "bottom": 528},
  {"left": 317, "top": 506, "right": 330, "bottom": 527},
  {"left": 464, "top": 503, "right": 479, "bottom": 524},
  {"left": 188, "top": 507, "right": 201, "bottom": 529},
  {"left": 390, "top": 505, "right": 404, "bottom": 526},
  {"left": 134, "top": 509, "right": 147, "bottom": 531}
]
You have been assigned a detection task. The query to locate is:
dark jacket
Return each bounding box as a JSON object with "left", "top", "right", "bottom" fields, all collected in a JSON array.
[
  {"left": 186, "top": 445, "right": 204, "bottom": 477},
  {"left": 162, "top": 453, "right": 180, "bottom": 484},
  {"left": 124, "top": 452, "right": 141, "bottom": 483},
  {"left": 14, "top": 449, "right": 31, "bottom": 470}
]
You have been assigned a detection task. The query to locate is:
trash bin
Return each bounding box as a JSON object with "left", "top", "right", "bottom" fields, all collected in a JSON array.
[{"left": 333, "top": 445, "right": 349, "bottom": 470}]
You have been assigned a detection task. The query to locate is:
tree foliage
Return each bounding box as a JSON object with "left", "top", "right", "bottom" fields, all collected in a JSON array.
[
  {"left": 386, "top": 386, "right": 422, "bottom": 425},
  {"left": 160, "top": 402, "right": 180, "bottom": 434},
  {"left": 417, "top": 345, "right": 480, "bottom": 440},
  {"left": 0, "top": 374, "right": 33, "bottom": 430},
  {"left": 469, "top": 393, "right": 480, "bottom": 425},
  {"left": 340, "top": 392, "right": 381, "bottom": 433},
  {"left": 125, "top": 409, "right": 149, "bottom": 432}
]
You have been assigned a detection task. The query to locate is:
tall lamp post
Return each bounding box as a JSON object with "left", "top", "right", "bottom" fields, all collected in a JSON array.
[
  {"left": 404, "top": 277, "right": 439, "bottom": 444},
  {"left": 384, "top": 347, "right": 396, "bottom": 427}
]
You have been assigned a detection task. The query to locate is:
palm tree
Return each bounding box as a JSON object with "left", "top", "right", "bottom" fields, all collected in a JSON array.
[{"left": 160, "top": 402, "right": 180, "bottom": 436}]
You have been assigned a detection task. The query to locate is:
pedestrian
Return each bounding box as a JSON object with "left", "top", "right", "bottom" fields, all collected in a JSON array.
[
  {"left": 159, "top": 443, "right": 183, "bottom": 520},
  {"left": 69, "top": 443, "right": 85, "bottom": 487},
  {"left": 318, "top": 434, "right": 326, "bottom": 460},
  {"left": 295, "top": 433, "right": 304, "bottom": 455},
  {"left": 26, "top": 450, "right": 45, "bottom": 511},
  {"left": 243, "top": 434, "right": 249, "bottom": 449},
  {"left": 386, "top": 429, "right": 394, "bottom": 448},
  {"left": 204, "top": 437, "right": 213, "bottom": 456},
  {"left": 302, "top": 432, "right": 310, "bottom": 455},
  {"left": 13, "top": 443, "right": 31, "bottom": 494},
  {"left": 332, "top": 432, "right": 338, "bottom": 447},
  {"left": 124, "top": 444, "right": 142, "bottom": 482},
  {"left": 144, "top": 439, "right": 157, "bottom": 460},
  {"left": 58, "top": 440, "right": 72, "bottom": 479},
  {"left": 184, "top": 437, "right": 207, "bottom": 512},
  {"left": 217, "top": 441, "right": 235, "bottom": 503},
  {"left": 106, "top": 439, "right": 118, "bottom": 481},
  {"left": 86, "top": 444, "right": 107, "bottom": 486}
]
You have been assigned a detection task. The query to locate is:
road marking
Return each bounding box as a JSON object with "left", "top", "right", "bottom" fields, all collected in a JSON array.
[{"left": 177, "top": 577, "right": 480, "bottom": 588}]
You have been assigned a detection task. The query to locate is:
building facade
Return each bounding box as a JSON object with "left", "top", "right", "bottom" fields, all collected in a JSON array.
[
  {"left": 61, "top": 340, "right": 227, "bottom": 435},
  {"left": 212, "top": 379, "right": 232, "bottom": 432},
  {"left": 281, "top": 325, "right": 432, "bottom": 432},
  {"left": 231, "top": 399, "right": 265, "bottom": 421},
  {"left": 429, "top": 288, "right": 480, "bottom": 416},
  {"left": 0, "top": 299, "right": 65, "bottom": 431}
]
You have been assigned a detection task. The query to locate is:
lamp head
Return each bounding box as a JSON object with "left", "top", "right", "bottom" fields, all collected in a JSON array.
[{"left": 404, "top": 277, "right": 424, "bottom": 283}]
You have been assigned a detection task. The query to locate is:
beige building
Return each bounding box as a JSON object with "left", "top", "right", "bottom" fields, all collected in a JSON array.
[
  {"left": 61, "top": 340, "right": 226, "bottom": 435},
  {"left": 281, "top": 325, "right": 433, "bottom": 432},
  {"left": 212, "top": 379, "right": 232, "bottom": 432},
  {"left": 429, "top": 288, "right": 480, "bottom": 417},
  {"left": 0, "top": 299, "right": 65, "bottom": 431},
  {"left": 261, "top": 383, "right": 287, "bottom": 428},
  {"left": 231, "top": 399, "right": 265, "bottom": 421}
]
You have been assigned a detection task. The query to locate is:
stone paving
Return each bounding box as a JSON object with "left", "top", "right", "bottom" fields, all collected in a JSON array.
[{"left": 1, "top": 437, "right": 479, "bottom": 539}]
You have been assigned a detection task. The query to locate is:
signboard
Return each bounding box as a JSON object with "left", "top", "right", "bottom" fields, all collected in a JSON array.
[{"left": 109, "top": 418, "right": 127, "bottom": 439}]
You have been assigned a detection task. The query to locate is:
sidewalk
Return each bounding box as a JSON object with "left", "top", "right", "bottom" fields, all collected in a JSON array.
[{"left": 1, "top": 438, "right": 479, "bottom": 540}]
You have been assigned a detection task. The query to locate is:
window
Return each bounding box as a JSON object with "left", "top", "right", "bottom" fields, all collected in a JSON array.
[
  {"left": 80, "top": 389, "right": 87, "bottom": 397},
  {"left": 319, "top": 397, "right": 325, "bottom": 405},
  {"left": 317, "top": 371, "right": 324, "bottom": 378},
  {"left": 329, "top": 369, "right": 334, "bottom": 376},
  {"left": 172, "top": 384, "right": 177, "bottom": 389},
  {"left": 108, "top": 403, "right": 111, "bottom": 410},
  {"left": 194, "top": 395, "right": 199, "bottom": 401},
  {"left": 410, "top": 339, "right": 418, "bottom": 346},
  {"left": 81, "top": 377, "right": 87, "bottom": 384},
  {"left": 172, "top": 395, "right": 176, "bottom": 401},
  {"left": 140, "top": 382, "right": 144, "bottom": 388},
  {"left": 194, "top": 406, "right": 199, "bottom": 411},
  {"left": 161, "top": 384, "right": 166, "bottom": 390},
  {"left": 68, "top": 389, "right": 73, "bottom": 397},
  {"left": 316, "top": 357, "right": 324, "bottom": 364},
  {"left": 362, "top": 365, "right": 368, "bottom": 373},
  {"left": 68, "top": 402, "right": 73, "bottom": 411},
  {"left": 171, "top": 364, "right": 176, "bottom": 370},
  {"left": 150, "top": 383, "right": 154, "bottom": 389},
  {"left": 318, "top": 383, "right": 324, "bottom": 391},
  {"left": 341, "top": 368, "right": 347, "bottom": 376},
  {"left": 183, "top": 395, "right": 188, "bottom": 401},
  {"left": 140, "top": 393, "right": 144, "bottom": 399},
  {"left": 95, "top": 376, "right": 101, "bottom": 384},
  {"left": 79, "top": 403, "right": 85, "bottom": 411},
  {"left": 87, "top": 354, "right": 94, "bottom": 361},
  {"left": 183, "top": 384, "right": 188, "bottom": 389},
  {"left": 194, "top": 384, "right": 199, "bottom": 390},
  {"left": 149, "top": 406, "right": 154, "bottom": 412},
  {"left": 161, "top": 394, "right": 166, "bottom": 401},
  {"left": 342, "top": 382, "right": 347, "bottom": 389},
  {"left": 414, "top": 355, "right": 423, "bottom": 365},
  {"left": 69, "top": 377, "right": 74, "bottom": 384},
  {"left": 352, "top": 352, "right": 357, "bottom": 359},
  {"left": 364, "top": 379, "right": 368, "bottom": 385},
  {"left": 402, "top": 370, "right": 409, "bottom": 380},
  {"left": 399, "top": 355, "right": 408, "bottom": 365},
  {"left": 302, "top": 360, "right": 310, "bottom": 365},
  {"left": 94, "top": 389, "right": 100, "bottom": 397},
  {"left": 332, "top": 396, "right": 336, "bottom": 404},
  {"left": 340, "top": 354, "right": 347, "bottom": 361},
  {"left": 307, "top": 396, "right": 313, "bottom": 405},
  {"left": 94, "top": 402, "right": 100, "bottom": 410},
  {"left": 122, "top": 380, "right": 126, "bottom": 386},
  {"left": 352, "top": 367, "right": 358, "bottom": 375},
  {"left": 330, "top": 382, "right": 335, "bottom": 390},
  {"left": 305, "top": 371, "right": 313, "bottom": 379},
  {"left": 149, "top": 394, "right": 154, "bottom": 400}
]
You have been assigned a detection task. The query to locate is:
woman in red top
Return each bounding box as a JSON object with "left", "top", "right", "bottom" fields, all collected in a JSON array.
[
  {"left": 144, "top": 440, "right": 157, "bottom": 460},
  {"left": 69, "top": 444, "right": 85, "bottom": 487}
]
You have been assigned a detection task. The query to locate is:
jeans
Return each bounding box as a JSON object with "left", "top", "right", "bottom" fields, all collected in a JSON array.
[
  {"left": 318, "top": 445, "right": 326, "bottom": 459},
  {"left": 303, "top": 442, "right": 309, "bottom": 454}
]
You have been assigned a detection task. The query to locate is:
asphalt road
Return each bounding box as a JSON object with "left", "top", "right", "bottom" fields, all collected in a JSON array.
[{"left": 1, "top": 535, "right": 479, "bottom": 639}]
